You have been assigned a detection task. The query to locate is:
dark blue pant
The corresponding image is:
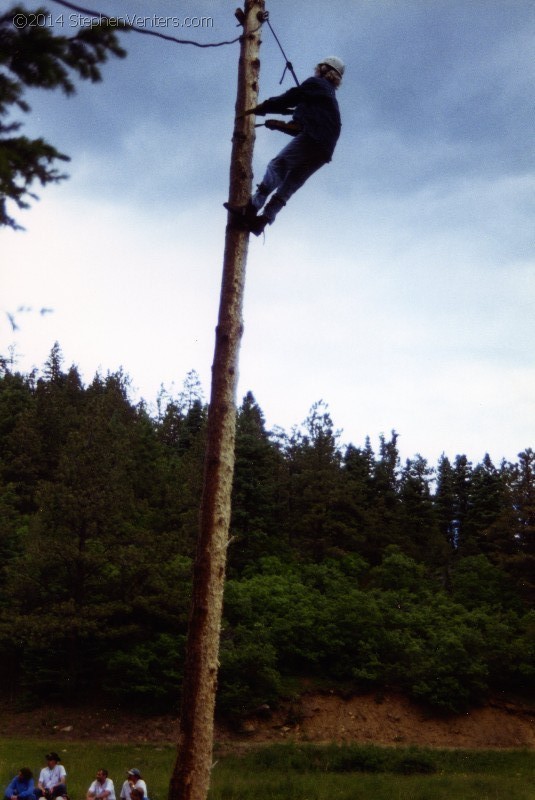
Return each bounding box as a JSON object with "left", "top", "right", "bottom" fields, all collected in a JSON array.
[{"left": 253, "top": 134, "right": 327, "bottom": 221}]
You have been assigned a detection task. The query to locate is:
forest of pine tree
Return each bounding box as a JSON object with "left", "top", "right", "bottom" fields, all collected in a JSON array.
[{"left": 0, "top": 345, "right": 533, "bottom": 718}]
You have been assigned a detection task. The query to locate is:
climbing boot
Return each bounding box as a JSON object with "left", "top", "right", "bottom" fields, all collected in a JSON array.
[
  {"left": 262, "top": 194, "right": 286, "bottom": 225},
  {"left": 247, "top": 214, "right": 269, "bottom": 237}
]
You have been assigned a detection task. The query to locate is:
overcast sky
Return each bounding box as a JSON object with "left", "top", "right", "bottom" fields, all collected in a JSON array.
[{"left": 2, "top": 0, "right": 534, "bottom": 466}]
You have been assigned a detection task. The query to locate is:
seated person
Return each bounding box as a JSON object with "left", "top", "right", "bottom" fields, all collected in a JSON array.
[
  {"left": 5, "top": 768, "right": 34, "bottom": 800},
  {"left": 34, "top": 754, "right": 66, "bottom": 800},
  {"left": 86, "top": 771, "right": 115, "bottom": 800},
  {"left": 119, "top": 772, "right": 146, "bottom": 800}
]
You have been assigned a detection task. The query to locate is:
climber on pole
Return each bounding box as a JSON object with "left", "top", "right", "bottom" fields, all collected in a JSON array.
[{"left": 225, "top": 56, "right": 344, "bottom": 236}]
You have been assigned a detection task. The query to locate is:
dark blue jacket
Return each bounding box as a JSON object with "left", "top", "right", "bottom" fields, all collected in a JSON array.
[
  {"left": 256, "top": 76, "right": 341, "bottom": 161},
  {"left": 4, "top": 777, "right": 35, "bottom": 800}
]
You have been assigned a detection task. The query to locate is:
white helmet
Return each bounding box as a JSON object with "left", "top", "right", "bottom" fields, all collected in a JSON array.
[{"left": 319, "top": 56, "right": 345, "bottom": 78}]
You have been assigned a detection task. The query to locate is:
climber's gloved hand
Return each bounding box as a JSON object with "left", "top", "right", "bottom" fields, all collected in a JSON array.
[{"left": 237, "top": 103, "right": 266, "bottom": 119}]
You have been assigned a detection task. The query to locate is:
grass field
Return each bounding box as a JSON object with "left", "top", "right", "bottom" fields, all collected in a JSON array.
[{"left": 1, "top": 739, "right": 533, "bottom": 800}]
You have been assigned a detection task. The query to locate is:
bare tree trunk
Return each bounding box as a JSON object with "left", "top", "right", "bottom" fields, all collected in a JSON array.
[{"left": 168, "top": 3, "right": 265, "bottom": 800}]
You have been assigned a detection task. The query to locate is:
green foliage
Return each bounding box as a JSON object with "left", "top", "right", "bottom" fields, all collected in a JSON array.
[
  {"left": 0, "top": 348, "right": 197, "bottom": 705},
  {"left": 229, "top": 393, "right": 289, "bottom": 574},
  {"left": 218, "top": 624, "right": 281, "bottom": 720},
  {"left": 450, "top": 554, "right": 521, "bottom": 611},
  {"left": 0, "top": 350, "right": 533, "bottom": 717},
  {"left": 223, "top": 548, "right": 533, "bottom": 714},
  {"left": 0, "top": 5, "right": 126, "bottom": 228},
  {"left": 103, "top": 633, "right": 185, "bottom": 710}
]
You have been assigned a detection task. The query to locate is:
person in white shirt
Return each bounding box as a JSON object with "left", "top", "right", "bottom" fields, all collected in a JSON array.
[
  {"left": 119, "top": 771, "right": 147, "bottom": 800},
  {"left": 34, "top": 754, "right": 67, "bottom": 800},
  {"left": 86, "top": 771, "right": 115, "bottom": 800}
]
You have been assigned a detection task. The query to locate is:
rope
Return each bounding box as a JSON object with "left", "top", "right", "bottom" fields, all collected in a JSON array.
[
  {"left": 48, "top": 1, "right": 298, "bottom": 77},
  {"left": 48, "top": 0, "right": 247, "bottom": 48},
  {"left": 263, "top": 13, "right": 300, "bottom": 86}
]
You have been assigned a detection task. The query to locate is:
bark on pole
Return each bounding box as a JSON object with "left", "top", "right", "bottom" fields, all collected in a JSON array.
[{"left": 168, "top": 3, "right": 265, "bottom": 800}]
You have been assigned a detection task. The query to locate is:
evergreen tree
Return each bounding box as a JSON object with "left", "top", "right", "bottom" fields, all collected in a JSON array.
[
  {"left": 486, "top": 449, "right": 535, "bottom": 603},
  {"left": 33, "top": 346, "right": 84, "bottom": 475},
  {"left": 156, "top": 384, "right": 207, "bottom": 556},
  {"left": 434, "top": 454, "right": 457, "bottom": 549},
  {"left": 398, "top": 455, "right": 446, "bottom": 566},
  {"left": 285, "top": 401, "right": 346, "bottom": 560},
  {"left": 514, "top": 449, "right": 535, "bottom": 558},
  {"left": 464, "top": 454, "right": 508, "bottom": 554},
  {"left": 0, "top": 353, "right": 533, "bottom": 713},
  {"left": 337, "top": 441, "right": 376, "bottom": 558},
  {"left": 364, "top": 431, "right": 401, "bottom": 560},
  {"left": 0, "top": 362, "right": 37, "bottom": 513},
  {"left": 229, "top": 392, "right": 287, "bottom": 574},
  {"left": 451, "top": 454, "right": 473, "bottom": 552},
  {"left": 3, "top": 366, "right": 140, "bottom": 697},
  {"left": 0, "top": 361, "right": 194, "bottom": 701},
  {"left": 0, "top": 5, "right": 126, "bottom": 228}
]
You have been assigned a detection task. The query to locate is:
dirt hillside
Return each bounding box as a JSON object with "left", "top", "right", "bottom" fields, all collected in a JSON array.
[
  {"left": 1, "top": 693, "right": 533, "bottom": 750},
  {"left": 236, "top": 692, "right": 535, "bottom": 750}
]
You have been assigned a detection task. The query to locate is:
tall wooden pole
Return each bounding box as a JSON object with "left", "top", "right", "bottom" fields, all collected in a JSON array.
[{"left": 168, "top": 3, "right": 265, "bottom": 800}]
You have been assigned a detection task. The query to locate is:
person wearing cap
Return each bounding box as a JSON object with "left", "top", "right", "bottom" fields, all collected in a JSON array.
[
  {"left": 4, "top": 768, "right": 34, "bottom": 800},
  {"left": 225, "top": 56, "right": 344, "bottom": 236},
  {"left": 86, "top": 771, "right": 115, "bottom": 800},
  {"left": 119, "top": 771, "right": 146, "bottom": 800},
  {"left": 33, "top": 754, "right": 66, "bottom": 800}
]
